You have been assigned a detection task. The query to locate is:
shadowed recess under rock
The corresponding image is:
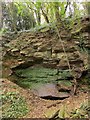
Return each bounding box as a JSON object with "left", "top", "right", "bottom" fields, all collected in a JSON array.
[{"left": 12, "top": 66, "right": 73, "bottom": 100}]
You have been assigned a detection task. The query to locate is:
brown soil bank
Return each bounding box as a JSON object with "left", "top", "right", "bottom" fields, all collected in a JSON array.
[{"left": 2, "top": 78, "right": 88, "bottom": 118}]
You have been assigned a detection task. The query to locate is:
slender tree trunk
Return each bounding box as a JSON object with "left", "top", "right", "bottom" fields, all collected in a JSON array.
[
  {"left": 54, "top": 2, "right": 61, "bottom": 23},
  {"left": 9, "top": 2, "right": 17, "bottom": 32},
  {"left": 41, "top": 8, "right": 49, "bottom": 23},
  {"left": 35, "top": 10, "right": 41, "bottom": 25}
]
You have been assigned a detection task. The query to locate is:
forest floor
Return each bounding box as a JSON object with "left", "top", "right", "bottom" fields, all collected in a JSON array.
[{"left": 2, "top": 78, "right": 88, "bottom": 118}]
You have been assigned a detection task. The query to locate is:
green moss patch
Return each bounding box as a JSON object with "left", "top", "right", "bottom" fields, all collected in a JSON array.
[{"left": 14, "top": 67, "right": 72, "bottom": 89}]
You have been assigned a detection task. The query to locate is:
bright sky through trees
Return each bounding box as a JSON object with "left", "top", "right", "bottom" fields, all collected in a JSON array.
[{"left": 3, "top": 0, "right": 90, "bottom": 2}]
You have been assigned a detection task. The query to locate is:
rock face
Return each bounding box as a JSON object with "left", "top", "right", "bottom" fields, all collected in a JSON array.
[
  {"left": 2, "top": 16, "right": 89, "bottom": 89},
  {"left": 2, "top": 16, "right": 89, "bottom": 100},
  {"left": 32, "top": 83, "right": 70, "bottom": 99}
]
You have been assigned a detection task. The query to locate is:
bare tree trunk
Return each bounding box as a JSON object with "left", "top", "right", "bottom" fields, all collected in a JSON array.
[
  {"left": 41, "top": 8, "right": 49, "bottom": 23},
  {"left": 35, "top": 10, "right": 41, "bottom": 25},
  {"left": 9, "top": 2, "right": 17, "bottom": 32},
  {"left": 54, "top": 2, "right": 61, "bottom": 24}
]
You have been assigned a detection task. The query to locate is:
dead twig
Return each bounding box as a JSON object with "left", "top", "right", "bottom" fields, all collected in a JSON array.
[{"left": 47, "top": 101, "right": 61, "bottom": 108}]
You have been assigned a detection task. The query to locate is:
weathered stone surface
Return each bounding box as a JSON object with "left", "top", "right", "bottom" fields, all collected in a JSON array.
[
  {"left": 38, "top": 45, "right": 48, "bottom": 52},
  {"left": 11, "top": 48, "right": 19, "bottom": 52},
  {"left": 56, "top": 53, "right": 65, "bottom": 59},
  {"left": 82, "top": 32, "right": 89, "bottom": 37},
  {"left": 53, "top": 46, "right": 76, "bottom": 53},
  {"left": 43, "top": 58, "right": 59, "bottom": 68},
  {"left": 57, "top": 80, "right": 73, "bottom": 92},
  {"left": 3, "top": 16, "right": 89, "bottom": 88},
  {"left": 20, "top": 50, "right": 27, "bottom": 55},
  {"left": 32, "top": 83, "right": 70, "bottom": 99},
  {"left": 52, "top": 53, "right": 57, "bottom": 58},
  {"left": 85, "top": 44, "right": 90, "bottom": 48},
  {"left": 57, "top": 60, "right": 69, "bottom": 70},
  {"left": 69, "top": 59, "right": 83, "bottom": 64},
  {"left": 33, "top": 42, "right": 42, "bottom": 49},
  {"left": 34, "top": 52, "right": 45, "bottom": 58},
  {"left": 11, "top": 60, "right": 34, "bottom": 70}
]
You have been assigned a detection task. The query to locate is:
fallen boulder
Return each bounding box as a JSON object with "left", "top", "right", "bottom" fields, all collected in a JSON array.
[{"left": 31, "top": 83, "right": 70, "bottom": 100}]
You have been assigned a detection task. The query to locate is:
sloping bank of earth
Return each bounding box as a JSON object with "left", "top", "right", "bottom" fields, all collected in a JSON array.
[{"left": 2, "top": 78, "right": 88, "bottom": 118}]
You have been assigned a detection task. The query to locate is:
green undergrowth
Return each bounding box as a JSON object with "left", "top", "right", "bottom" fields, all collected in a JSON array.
[
  {"left": 14, "top": 67, "right": 72, "bottom": 89},
  {"left": 45, "top": 100, "right": 90, "bottom": 119},
  {"left": 1, "top": 92, "right": 28, "bottom": 118},
  {"left": 70, "top": 101, "right": 90, "bottom": 118}
]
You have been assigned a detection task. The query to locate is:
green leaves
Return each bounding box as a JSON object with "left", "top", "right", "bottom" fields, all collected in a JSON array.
[
  {"left": 58, "top": 105, "right": 69, "bottom": 118},
  {"left": 45, "top": 101, "right": 89, "bottom": 119},
  {"left": 2, "top": 92, "right": 28, "bottom": 118},
  {"left": 3, "top": 2, "right": 36, "bottom": 32},
  {"left": 70, "top": 101, "right": 89, "bottom": 118},
  {"left": 3, "top": 1, "right": 85, "bottom": 32}
]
